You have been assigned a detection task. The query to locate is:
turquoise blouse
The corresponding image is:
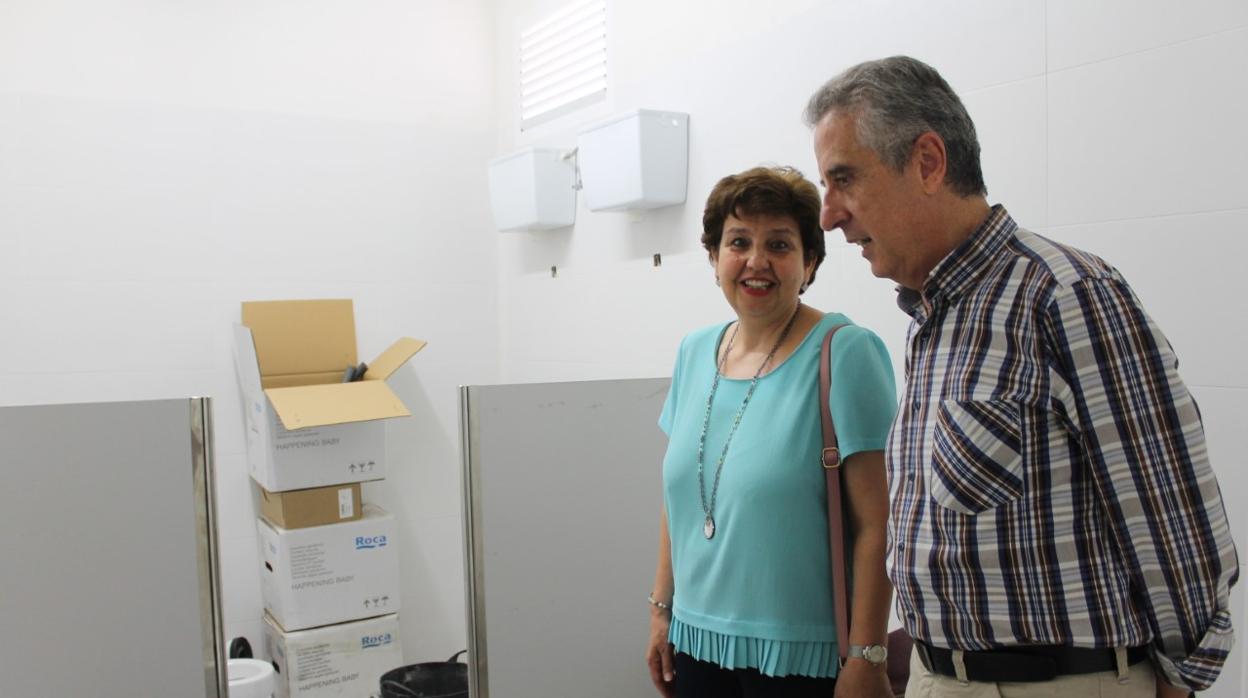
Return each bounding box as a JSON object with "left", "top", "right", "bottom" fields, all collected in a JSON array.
[{"left": 659, "top": 313, "right": 897, "bottom": 677}]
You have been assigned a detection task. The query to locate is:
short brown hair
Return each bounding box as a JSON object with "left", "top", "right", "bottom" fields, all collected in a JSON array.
[{"left": 702, "top": 166, "right": 825, "bottom": 290}]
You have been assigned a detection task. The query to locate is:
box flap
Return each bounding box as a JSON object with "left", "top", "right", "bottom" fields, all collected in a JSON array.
[
  {"left": 261, "top": 371, "right": 348, "bottom": 390},
  {"left": 241, "top": 300, "right": 357, "bottom": 378},
  {"left": 363, "top": 337, "right": 427, "bottom": 381},
  {"left": 264, "top": 381, "right": 410, "bottom": 430}
]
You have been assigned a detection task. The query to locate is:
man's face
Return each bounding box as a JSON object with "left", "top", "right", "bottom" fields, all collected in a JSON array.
[{"left": 813, "top": 111, "right": 927, "bottom": 288}]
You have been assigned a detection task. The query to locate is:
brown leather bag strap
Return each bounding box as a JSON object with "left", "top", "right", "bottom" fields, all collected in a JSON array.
[{"left": 819, "top": 324, "right": 851, "bottom": 662}]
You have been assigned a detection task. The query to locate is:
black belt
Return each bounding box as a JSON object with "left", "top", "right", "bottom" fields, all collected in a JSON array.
[{"left": 915, "top": 640, "right": 1150, "bottom": 683}]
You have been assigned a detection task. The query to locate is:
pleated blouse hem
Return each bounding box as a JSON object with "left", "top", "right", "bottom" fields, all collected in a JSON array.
[{"left": 669, "top": 616, "right": 840, "bottom": 678}]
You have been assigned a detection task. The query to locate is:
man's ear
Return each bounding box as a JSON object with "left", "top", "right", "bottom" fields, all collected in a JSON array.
[{"left": 911, "top": 131, "right": 947, "bottom": 195}]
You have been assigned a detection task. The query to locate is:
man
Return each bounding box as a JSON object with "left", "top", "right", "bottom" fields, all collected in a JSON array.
[{"left": 805, "top": 56, "right": 1238, "bottom": 697}]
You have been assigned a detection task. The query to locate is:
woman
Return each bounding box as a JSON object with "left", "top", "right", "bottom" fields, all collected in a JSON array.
[{"left": 646, "top": 166, "right": 897, "bottom": 698}]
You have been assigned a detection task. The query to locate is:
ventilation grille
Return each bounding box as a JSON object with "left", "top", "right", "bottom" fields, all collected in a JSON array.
[{"left": 520, "top": 0, "right": 607, "bottom": 129}]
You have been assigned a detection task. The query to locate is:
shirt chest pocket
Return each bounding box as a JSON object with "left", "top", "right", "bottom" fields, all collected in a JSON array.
[{"left": 928, "top": 399, "right": 1026, "bottom": 515}]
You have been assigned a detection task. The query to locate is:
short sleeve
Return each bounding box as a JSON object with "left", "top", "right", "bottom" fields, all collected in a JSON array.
[
  {"left": 826, "top": 325, "right": 897, "bottom": 458},
  {"left": 658, "top": 336, "right": 686, "bottom": 436}
]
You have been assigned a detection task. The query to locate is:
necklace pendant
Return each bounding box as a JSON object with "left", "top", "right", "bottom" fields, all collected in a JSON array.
[{"left": 703, "top": 516, "right": 716, "bottom": 540}]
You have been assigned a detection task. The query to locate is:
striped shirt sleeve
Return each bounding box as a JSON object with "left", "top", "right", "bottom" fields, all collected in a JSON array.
[{"left": 1044, "top": 276, "right": 1239, "bottom": 691}]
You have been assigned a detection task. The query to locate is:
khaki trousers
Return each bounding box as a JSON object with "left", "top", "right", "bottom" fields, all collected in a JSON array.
[{"left": 904, "top": 647, "right": 1155, "bottom": 698}]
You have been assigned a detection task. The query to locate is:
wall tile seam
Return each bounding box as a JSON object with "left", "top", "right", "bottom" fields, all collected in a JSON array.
[
  {"left": 1046, "top": 24, "right": 1248, "bottom": 76},
  {"left": 0, "top": 97, "right": 494, "bottom": 135},
  {"left": 959, "top": 71, "right": 1049, "bottom": 100},
  {"left": 1045, "top": 205, "right": 1248, "bottom": 231},
  {"left": 1190, "top": 384, "right": 1248, "bottom": 393},
  {"left": 0, "top": 367, "right": 227, "bottom": 376},
  {"left": 1043, "top": 0, "right": 1050, "bottom": 248},
  {"left": 397, "top": 513, "right": 463, "bottom": 523}
]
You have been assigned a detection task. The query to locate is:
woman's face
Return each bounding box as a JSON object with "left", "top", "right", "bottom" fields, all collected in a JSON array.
[{"left": 712, "top": 211, "right": 814, "bottom": 325}]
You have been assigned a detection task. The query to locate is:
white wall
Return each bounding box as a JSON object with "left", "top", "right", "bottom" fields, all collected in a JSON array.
[
  {"left": 0, "top": 0, "right": 498, "bottom": 665},
  {"left": 1, "top": 0, "right": 1244, "bottom": 692},
  {"left": 489, "top": 0, "right": 1248, "bottom": 695}
]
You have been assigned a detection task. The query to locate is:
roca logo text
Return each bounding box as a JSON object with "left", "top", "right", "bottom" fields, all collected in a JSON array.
[
  {"left": 355, "top": 535, "right": 388, "bottom": 549},
  {"left": 361, "top": 633, "right": 393, "bottom": 649}
]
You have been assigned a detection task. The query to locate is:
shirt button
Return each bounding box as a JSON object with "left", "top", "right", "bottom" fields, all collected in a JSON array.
[
  {"left": 911, "top": 400, "right": 921, "bottom": 413},
  {"left": 907, "top": 473, "right": 916, "bottom": 482}
]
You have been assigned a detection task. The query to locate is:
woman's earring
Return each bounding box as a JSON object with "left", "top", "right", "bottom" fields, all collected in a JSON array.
[
  {"left": 800, "top": 280, "right": 809, "bottom": 293},
  {"left": 715, "top": 275, "right": 721, "bottom": 287}
]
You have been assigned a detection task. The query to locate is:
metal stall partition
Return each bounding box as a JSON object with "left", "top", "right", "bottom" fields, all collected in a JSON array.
[
  {"left": 0, "top": 398, "right": 225, "bottom": 697},
  {"left": 460, "top": 377, "right": 670, "bottom": 698}
]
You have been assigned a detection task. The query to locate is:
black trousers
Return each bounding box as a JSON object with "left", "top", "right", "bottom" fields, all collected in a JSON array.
[{"left": 674, "top": 652, "right": 837, "bottom": 698}]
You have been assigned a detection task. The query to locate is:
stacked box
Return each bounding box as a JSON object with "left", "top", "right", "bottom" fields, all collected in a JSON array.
[
  {"left": 234, "top": 299, "right": 422, "bottom": 696},
  {"left": 232, "top": 299, "right": 425, "bottom": 492},
  {"left": 260, "top": 484, "right": 363, "bottom": 530},
  {"left": 264, "top": 613, "right": 402, "bottom": 698},
  {"left": 258, "top": 505, "right": 401, "bottom": 631}
]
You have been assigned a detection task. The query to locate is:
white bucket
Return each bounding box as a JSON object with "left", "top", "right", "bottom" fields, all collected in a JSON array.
[{"left": 227, "top": 658, "right": 277, "bottom": 698}]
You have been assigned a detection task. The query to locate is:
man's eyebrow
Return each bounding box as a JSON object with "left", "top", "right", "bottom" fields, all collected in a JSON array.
[{"left": 824, "top": 164, "right": 855, "bottom": 179}]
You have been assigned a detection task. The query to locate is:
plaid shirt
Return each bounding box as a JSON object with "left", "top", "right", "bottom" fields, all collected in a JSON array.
[{"left": 888, "top": 205, "right": 1238, "bottom": 690}]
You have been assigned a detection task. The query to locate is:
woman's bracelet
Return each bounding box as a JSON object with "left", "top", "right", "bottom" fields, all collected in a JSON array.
[{"left": 647, "top": 593, "right": 672, "bottom": 612}]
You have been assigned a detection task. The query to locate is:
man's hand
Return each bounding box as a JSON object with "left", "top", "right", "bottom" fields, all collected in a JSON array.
[
  {"left": 1156, "top": 679, "right": 1192, "bottom": 698},
  {"left": 833, "top": 657, "right": 892, "bottom": 698}
]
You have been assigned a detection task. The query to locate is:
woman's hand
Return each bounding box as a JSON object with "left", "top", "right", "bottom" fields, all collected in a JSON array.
[
  {"left": 645, "top": 609, "right": 676, "bottom": 697},
  {"left": 833, "top": 658, "right": 892, "bottom": 698}
]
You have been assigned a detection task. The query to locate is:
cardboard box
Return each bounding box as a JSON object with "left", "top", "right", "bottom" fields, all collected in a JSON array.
[
  {"left": 260, "top": 483, "right": 363, "bottom": 529},
  {"left": 264, "top": 613, "right": 402, "bottom": 698},
  {"left": 233, "top": 299, "right": 426, "bottom": 492},
  {"left": 259, "top": 505, "right": 400, "bottom": 631}
]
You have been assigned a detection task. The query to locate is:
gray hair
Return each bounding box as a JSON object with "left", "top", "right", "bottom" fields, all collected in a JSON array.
[{"left": 804, "top": 56, "right": 986, "bottom": 197}]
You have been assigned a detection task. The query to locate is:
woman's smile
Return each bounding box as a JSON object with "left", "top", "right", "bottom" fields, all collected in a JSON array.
[{"left": 740, "top": 278, "right": 776, "bottom": 296}]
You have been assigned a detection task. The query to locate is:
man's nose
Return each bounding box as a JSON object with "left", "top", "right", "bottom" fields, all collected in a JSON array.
[{"left": 821, "top": 194, "right": 847, "bottom": 232}]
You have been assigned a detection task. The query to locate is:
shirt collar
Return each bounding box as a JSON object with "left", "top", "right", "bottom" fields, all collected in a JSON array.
[{"left": 896, "top": 204, "right": 1016, "bottom": 318}]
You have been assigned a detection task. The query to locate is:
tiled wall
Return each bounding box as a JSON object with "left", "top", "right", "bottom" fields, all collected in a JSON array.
[
  {"left": 1, "top": 0, "right": 1243, "bottom": 692},
  {"left": 491, "top": 1, "right": 1248, "bottom": 694},
  {"left": 0, "top": 0, "right": 499, "bottom": 666}
]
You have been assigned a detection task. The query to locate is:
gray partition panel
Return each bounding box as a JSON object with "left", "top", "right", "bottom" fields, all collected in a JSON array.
[
  {"left": 461, "top": 377, "right": 670, "bottom": 698},
  {"left": 0, "top": 398, "right": 224, "bottom": 697}
]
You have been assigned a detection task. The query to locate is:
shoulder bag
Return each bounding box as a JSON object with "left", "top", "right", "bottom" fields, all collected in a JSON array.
[{"left": 819, "top": 325, "right": 912, "bottom": 696}]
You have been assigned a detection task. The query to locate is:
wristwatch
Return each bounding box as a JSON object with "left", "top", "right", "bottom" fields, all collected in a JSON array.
[{"left": 848, "top": 643, "right": 888, "bottom": 665}]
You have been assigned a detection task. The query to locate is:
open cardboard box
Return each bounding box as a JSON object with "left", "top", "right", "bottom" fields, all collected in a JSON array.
[{"left": 233, "top": 299, "right": 425, "bottom": 492}]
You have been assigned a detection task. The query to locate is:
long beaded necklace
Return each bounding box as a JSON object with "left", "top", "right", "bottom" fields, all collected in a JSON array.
[{"left": 696, "top": 302, "right": 802, "bottom": 540}]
